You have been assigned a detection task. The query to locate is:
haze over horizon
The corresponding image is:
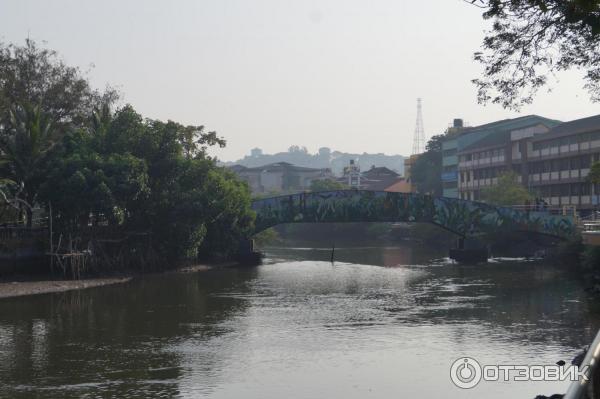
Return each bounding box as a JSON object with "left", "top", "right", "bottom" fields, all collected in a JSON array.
[{"left": 1, "top": 0, "right": 599, "bottom": 161}]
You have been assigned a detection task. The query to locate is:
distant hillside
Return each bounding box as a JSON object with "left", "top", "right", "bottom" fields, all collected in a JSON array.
[{"left": 221, "top": 146, "right": 405, "bottom": 176}]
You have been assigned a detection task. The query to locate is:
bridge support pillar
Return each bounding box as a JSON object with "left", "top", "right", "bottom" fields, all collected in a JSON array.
[
  {"left": 236, "top": 239, "right": 262, "bottom": 265},
  {"left": 449, "top": 237, "right": 489, "bottom": 264}
]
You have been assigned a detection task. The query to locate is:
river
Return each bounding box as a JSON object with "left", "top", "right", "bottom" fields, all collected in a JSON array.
[{"left": 0, "top": 243, "right": 599, "bottom": 398}]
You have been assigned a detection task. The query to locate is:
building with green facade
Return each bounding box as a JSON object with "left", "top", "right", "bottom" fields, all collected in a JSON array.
[{"left": 441, "top": 116, "right": 561, "bottom": 198}]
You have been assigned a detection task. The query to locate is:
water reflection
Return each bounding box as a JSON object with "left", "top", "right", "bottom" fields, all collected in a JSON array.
[
  {"left": 0, "top": 244, "right": 599, "bottom": 398},
  {"left": 0, "top": 268, "right": 257, "bottom": 398}
]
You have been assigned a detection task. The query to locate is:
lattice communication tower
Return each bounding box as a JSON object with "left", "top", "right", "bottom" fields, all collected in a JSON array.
[{"left": 412, "top": 98, "right": 425, "bottom": 155}]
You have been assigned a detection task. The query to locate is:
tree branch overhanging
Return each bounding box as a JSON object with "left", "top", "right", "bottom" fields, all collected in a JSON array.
[{"left": 469, "top": 0, "right": 600, "bottom": 109}]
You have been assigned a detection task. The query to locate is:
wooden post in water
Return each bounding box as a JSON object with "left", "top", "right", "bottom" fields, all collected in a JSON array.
[
  {"left": 330, "top": 243, "right": 335, "bottom": 263},
  {"left": 49, "top": 202, "right": 53, "bottom": 273}
]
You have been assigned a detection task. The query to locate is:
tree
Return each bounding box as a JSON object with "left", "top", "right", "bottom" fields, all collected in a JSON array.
[
  {"left": 0, "top": 40, "right": 116, "bottom": 227},
  {"left": 288, "top": 145, "right": 308, "bottom": 153},
  {"left": 480, "top": 171, "right": 532, "bottom": 205},
  {"left": 0, "top": 39, "right": 254, "bottom": 268},
  {"left": 589, "top": 160, "right": 600, "bottom": 185},
  {"left": 410, "top": 134, "right": 445, "bottom": 196},
  {"left": 309, "top": 178, "right": 347, "bottom": 192},
  {"left": 0, "top": 39, "right": 116, "bottom": 131},
  {"left": 588, "top": 161, "right": 600, "bottom": 205},
  {"left": 39, "top": 101, "right": 255, "bottom": 263},
  {"left": 0, "top": 103, "right": 59, "bottom": 227},
  {"left": 470, "top": 0, "right": 600, "bottom": 109}
]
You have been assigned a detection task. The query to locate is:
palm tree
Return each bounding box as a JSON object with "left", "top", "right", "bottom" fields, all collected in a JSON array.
[
  {"left": 0, "top": 102, "right": 59, "bottom": 227},
  {"left": 89, "top": 102, "right": 112, "bottom": 153}
]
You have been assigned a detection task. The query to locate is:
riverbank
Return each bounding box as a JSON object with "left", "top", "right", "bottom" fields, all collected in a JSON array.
[
  {"left": 0, "top": 262, "right": 238, "bottom": 300},
  {"left": 0, "top": 276, "right": 133, "bottom": 299}
]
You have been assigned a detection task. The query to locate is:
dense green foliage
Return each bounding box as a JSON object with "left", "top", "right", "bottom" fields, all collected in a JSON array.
[
  {"left": 480, "top": 171, "right": 532, "bottom": 206},
  {"left": 309, "top": 178, "right": 347, "bottom": 192},
  {"left": 471, "top": 0, "right": 600, "bottom": 109},
  {"left": 253, "top": 227, "right": 281, "bottom": 247},
  {"left": 588, "top": 160, "right": 600, "bottom": 185},
  {"left": 410, "top": 134, "right": 444, "bottom": 196},
  {"left": 0, "top": 40, "right": 254, "bottom": 265}
]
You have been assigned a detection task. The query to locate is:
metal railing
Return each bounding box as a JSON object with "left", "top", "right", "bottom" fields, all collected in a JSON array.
[
  {"left": 564, "top": 328, "right": 600, "bottom": 399},
  {"left": 509, "top": 204, "right": 574, "bottom": 216}
]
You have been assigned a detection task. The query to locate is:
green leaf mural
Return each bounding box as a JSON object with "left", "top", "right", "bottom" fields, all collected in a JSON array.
[{"left": 252, "top": 190, "right": 577, "bottom": 239}]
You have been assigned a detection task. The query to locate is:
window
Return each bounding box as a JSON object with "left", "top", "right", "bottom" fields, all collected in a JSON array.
[
  {"left": 582, "top": 183, "right": 592, "bottom": 195},
  {"left": 559, "top": 158, "right": 570, "bottom": 171},
  {"left": 541, "top": 161, "right": 550, "bottom": 173},
  {"left": 581, "top": 155, "right": 591, "bottom": 169},
  {"left": 443, "top": 181, "right": 456, "bottom": 189},
  {"left": 572, "top": 183, "right": 591, "bottom": 196},
  {"left": 540, "top": 186, "right": 551, "bottom": 197},
  {"left": 570, "top": 157, "right": 580, "bottom": 170},
  {"left": 530, "top": 161, "right": 542, "bottom": 174}
]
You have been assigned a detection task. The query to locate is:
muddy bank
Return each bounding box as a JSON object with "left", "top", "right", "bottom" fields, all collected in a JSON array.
[
  {"left": 0, "top": 262, "right": 241, "bottom": 300},
  {"left": 0, "top": 277, "right": 132, "bottom": 299}
]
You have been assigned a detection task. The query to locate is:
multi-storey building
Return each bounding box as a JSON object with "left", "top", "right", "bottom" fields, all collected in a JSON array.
[
  {"left": 455, "top": 114, "right": 600, "bottom": 211},
  {"left": 229, "top": 162, "right": 333, "bottom": 194},
  {"left": 442, "top": 115, "right": 561, "bottom": 198},
  {"left": 527, "top": 115, "right": 600, "bottom": 210},
  {"left": 457, "top": 123, "right": 555, "bottom": 200}
]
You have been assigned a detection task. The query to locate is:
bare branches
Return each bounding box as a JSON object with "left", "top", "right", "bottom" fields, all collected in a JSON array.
[{"left": 0, "top": 182, "right": 32, "bottom": 211}]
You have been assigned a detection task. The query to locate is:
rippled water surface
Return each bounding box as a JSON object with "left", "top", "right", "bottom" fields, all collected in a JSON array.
[{"left": 1, "top": 244, "right": 599, "bottom": 398}]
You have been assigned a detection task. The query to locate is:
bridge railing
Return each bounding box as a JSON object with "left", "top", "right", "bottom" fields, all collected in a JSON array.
[{"left": 508, "top": 204, "right": 576, "bottom": 216}]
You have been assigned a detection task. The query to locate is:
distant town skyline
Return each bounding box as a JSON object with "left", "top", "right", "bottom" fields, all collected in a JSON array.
[{"left": 1, "top": 0, "right": 599, "bottom": 161}]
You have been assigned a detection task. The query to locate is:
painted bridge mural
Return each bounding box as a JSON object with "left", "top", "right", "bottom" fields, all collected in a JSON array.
[{"left": 251, "top": 190, "right": 577, "bottom": 239}]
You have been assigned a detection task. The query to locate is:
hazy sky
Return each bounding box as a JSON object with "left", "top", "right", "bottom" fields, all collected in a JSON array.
[{"left": 1, "top": 0, "right": 598, "bottom": 161}]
